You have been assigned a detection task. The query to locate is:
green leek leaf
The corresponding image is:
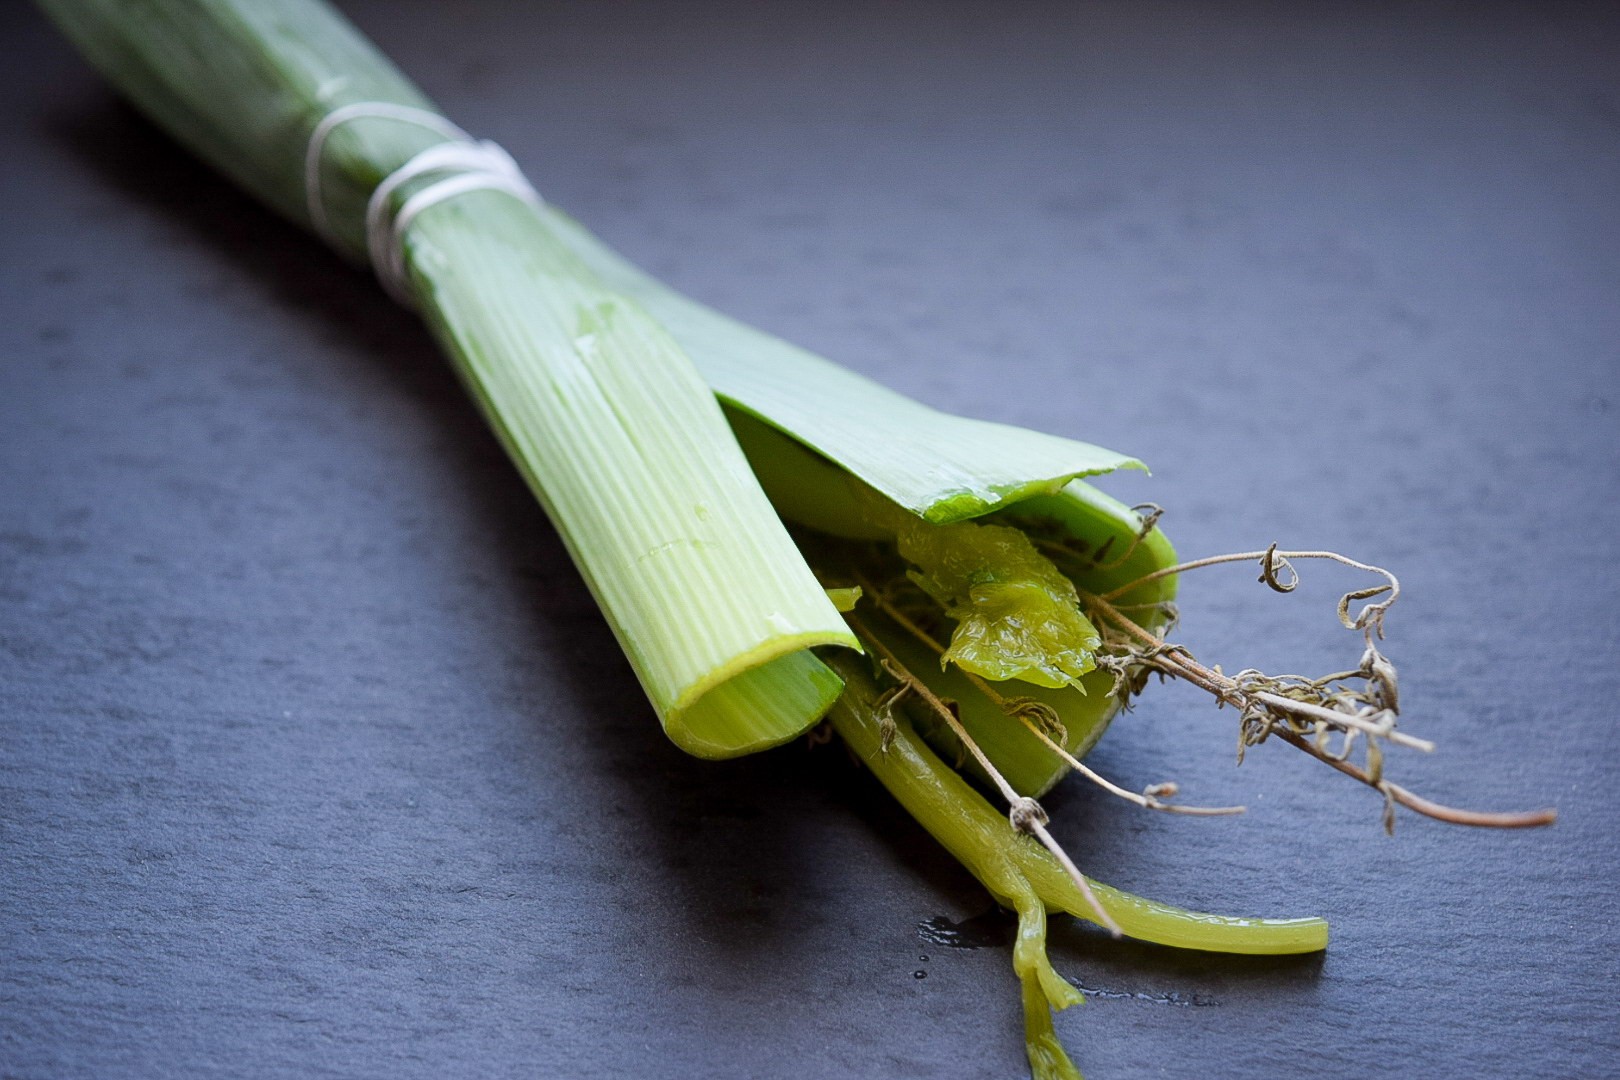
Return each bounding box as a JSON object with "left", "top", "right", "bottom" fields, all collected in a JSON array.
[{"left": 544, "top": 208, "right": 1146, "bottom": 524}]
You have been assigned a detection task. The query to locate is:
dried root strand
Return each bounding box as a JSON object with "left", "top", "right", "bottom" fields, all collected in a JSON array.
[
  {"left": 1082, "top": 548, "right": 1556, "bottom": 832},
  {"left": 873, "top": 684, "right": 910, "bottom": 754},
  {"left": 1101, "top": 546, "right": 1401, "bottom": 638}
]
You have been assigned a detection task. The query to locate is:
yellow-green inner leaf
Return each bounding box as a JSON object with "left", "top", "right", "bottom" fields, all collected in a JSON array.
[{"left": 895, "top": 518, "right": 1100, "bottom": 690}]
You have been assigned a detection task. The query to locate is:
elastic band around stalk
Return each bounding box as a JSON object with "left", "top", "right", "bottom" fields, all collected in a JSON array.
[{"left": 304, "top": 102, "right": 543, "bottom": 304}]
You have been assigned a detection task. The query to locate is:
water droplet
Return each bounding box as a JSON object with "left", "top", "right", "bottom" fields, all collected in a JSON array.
[
  {"left": 913, "top": 970, "right": 927, "bottom": 979},
  {"left": 916, "top": 907, "right": 1016, "bottom": 950},
  {"left": 919, "top": 954, "right": 929, "bottom": 962}
]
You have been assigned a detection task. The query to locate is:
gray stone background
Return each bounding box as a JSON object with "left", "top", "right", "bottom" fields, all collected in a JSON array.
[{"left": 3, "top": 2, "right": 1616, "bottom": 1078}]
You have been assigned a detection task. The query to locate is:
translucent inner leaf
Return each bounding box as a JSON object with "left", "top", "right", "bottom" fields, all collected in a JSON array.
[{"left": 895, "top": 518, "right": 1101, "bottom": 689}]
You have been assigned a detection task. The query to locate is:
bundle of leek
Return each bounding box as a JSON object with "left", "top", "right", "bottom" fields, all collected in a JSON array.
[{"left": 38, "top": 1, "right": 1554, "bottom": 1077}]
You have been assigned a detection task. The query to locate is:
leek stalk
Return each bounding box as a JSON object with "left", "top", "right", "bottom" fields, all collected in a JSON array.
[{"left": 37, "top": 0, "right": 861, "bottom": 757}]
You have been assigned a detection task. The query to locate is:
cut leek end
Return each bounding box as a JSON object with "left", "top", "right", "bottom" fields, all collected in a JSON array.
[{"left": 664, "top": 632, "right": 859, "bottom": 759}]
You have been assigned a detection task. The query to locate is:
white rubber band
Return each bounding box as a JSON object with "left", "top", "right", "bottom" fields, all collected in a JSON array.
[
  {"left": 304, "top": 102, "right": 469, "bottom": 244},
  {"left": 304, "top": 102, "right": 542, "bottom": 304}
]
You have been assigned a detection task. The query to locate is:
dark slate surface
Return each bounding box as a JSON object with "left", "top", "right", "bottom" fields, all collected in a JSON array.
[{"left": 3, "top": 2, "right": 1617, "bottom": 1078}]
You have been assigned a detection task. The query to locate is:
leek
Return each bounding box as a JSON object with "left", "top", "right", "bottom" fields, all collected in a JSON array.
[{"left": 51, "top": 5, "right": 1498, "bottom": 1080}]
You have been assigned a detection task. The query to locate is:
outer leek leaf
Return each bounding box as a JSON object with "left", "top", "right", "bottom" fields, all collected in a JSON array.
[{"left": 543, "top": 209, "right": 1146, "bottom": 524}]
